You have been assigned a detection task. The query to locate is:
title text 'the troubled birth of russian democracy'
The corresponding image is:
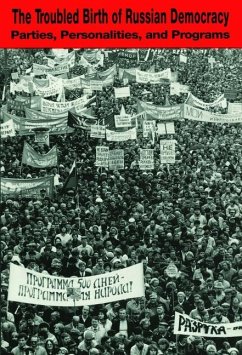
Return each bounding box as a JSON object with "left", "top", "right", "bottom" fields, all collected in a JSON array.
[{"left": 12, "top": 8, "right": 230, "bottom": 27}]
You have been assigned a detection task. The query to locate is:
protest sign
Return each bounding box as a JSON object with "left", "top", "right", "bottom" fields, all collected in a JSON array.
[
  {"left": 90, "top": 125, "right": 106, "bottom": 139},
  {"left": 183, "top": 104, "right": 242, "bottom": 123},
  {"left": 1, "top": 176, "right": 54, "bottom": 198},
  {"left": 108, "top": 149, "right": 124, "bottom": 170},
  {"left": 7, "top": 97, "right": 31, "bottom": 112},
  {"left": 106, "top": 127, "right": 137, "bottom": 141},
  {"left": 11, "top": 72, "right": 19, "bottom": 80},
  {"left": 98, "top": 64, "right": 117, "bottom": 79},
  {"left": 143, "top": 120, "right": 156, "bottom": 138},
  {"left": 157, "top": 122, "right": 175, "bottom": 135},
  {"left": 139, "top": 149, "right": 154, "bottom": 170},
  {"left": 185, "top": 92, "right": 227, "bottom": 110},
  {"left": 0, "top": 119, "right": 16, "bottom": 138},
  {"left": 22, "top": 142, "right": 57, "bottom": 168},
  {"left": 174, "top": 312, "right": 242, "bottom": 338},
  {"left": 118, "top": 50, "right": 137, "bottom": 60},
  {"left": 114, "top": 114, "right": 132, "bottom": 128},
  {"left": 179, "top": 53, "right": 187, "bottom": 63},
  {"left": 137, "top": 100, "right": 183, "bottom": 120},
  {"left": 160, "top": 140, "right": 176, "bottom": 164},
  {"left": 114, "top": 86, "right": 130, "bottom": 98},
  {"left": 62, "top": 76, "right": 82, "bottom": 90},
  {"left": 95, "top": 146, "right": 109, "bottom": 168},
  {"left": 165, "top": 263, "right": 179, "bottom": 278},
  {"left": 228, "top": 102, "right": 242, "bottom": 114},
  {"left": 8, "top": 263, "right": 144, "bottom": 307},
  {"left": 170, "top": 82, "right": 189, "bottom": 96}
]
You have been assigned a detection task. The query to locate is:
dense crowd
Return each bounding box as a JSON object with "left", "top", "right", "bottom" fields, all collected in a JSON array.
[{"left": 1, "top": 49, "right": 242, "bottom": 355}]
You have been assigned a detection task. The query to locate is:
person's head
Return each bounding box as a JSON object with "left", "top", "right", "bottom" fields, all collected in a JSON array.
[
  {"left": 82, "top": 305, "right": 90, "bottom": 316},
  {"left": 18, "top": 333, "right": 28, "bottom": 348},
  {"left": 147, "top": 344, "right": 158, "bottom": 355},
  {"left": 45, "top": 338, "right": 55, "bottom": 351},
  {"left": 30, "top": 336, "right": 38, "bottom": 349},
  {"left": 84, "top": 330, "right": 95, "bottom": 345},
  {"left": 206, "top": 344, "right": 217, "bottom": 354},
  {"left": 91, "top": 317, "right": 99, "bottom": 329},
  {"left": 135, "top": 335, "right": 144, "bottom": 349},
  {"left": 119, "top": 308, "right": 127, "bottom": 320}
]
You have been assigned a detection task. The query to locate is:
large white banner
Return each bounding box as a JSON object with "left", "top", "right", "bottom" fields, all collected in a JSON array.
[
  {"left": 185, "top": 92, "right": 227, "bottom": 110},
  {"left": 0, "top": 119, "right": 16, "bottom": 138},
  {"left": 33, "top": 63, "right": 69, "bottom": 76},
  {"left": 8, "top": 263, "right": 144, "bottom": 307},
  {"left": 184, "top": 104, "right": 242, "bottom": 123},
  {"left": 41, "top": 96, "right": 88, "bottom": 114},
  {"left": 160, "top": 140, "right": 176, "bottom": 164},
  {"left": 106, "top": 127, "right": 137, "bottom": 141},
  {"left": 136, "top": 68, "right": 171, "bottom": 84},
  {"left": 174, "top": 312, "right": 242, "bottom": 338},
  {"left": 114, "top": 114, "right": 132, "bottom": 128}
]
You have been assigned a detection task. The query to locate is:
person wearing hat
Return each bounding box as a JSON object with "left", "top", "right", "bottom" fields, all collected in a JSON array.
[
  {"left": 152, "top": 322, "right": 172, "bottom": 343},
  {"left": 214, "top": 281, "right": 226, "bottom": 304},
  {"left": 206, "top": 344, "right": 217, "bottom": 354}
]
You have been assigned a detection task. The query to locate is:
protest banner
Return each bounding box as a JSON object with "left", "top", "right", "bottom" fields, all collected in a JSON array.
[
  {"left": 228, "top": 102, "right": 242, "bottom": 114},
  {"left": 106, "top": 127, "right": 137, "bottom": 141},
  {"left": 114, "top": 86, "right": 130, "bottom": 98},
  {"left": 90, "top": 125, "right": 106, "bottom": 139},
  {"left": 22, "top": 142, "right": 57, "bottom": 168},
  {"left": 119, "top": 67, "right": 138, "bottom": 81},
  {"left": 139, "top": 149, "right": 154, "bottom": 170},
  {"left": 10, "top": 75, "right": 33, "bottom": 94},
  {"left": 136, "top": 68, "right": 171, "bottom": 84},
  {"left": 160, "top": 140, "right": 176, "bottom": 164},
  {"left": 0, "top": 119, "right": 16, "bottom": 138},
  {"left": 108, "top": 149, "right": 124, "bottom": 170},
  {"left": 185, "top": 92, "right": 227, "bottom": 110},
  {"left": 95, "top": 146, "right": 109, "bottom": 168},
  {"left": 41, "top": 96, "right": 89, "bottom": 114},
  {"left": 19, "top": 116, "right": 68, "bottom": 134},
  {"left": 33, "top": 62, "right": 69, "bottom": 76},
  {"left": 90, "top": 80, "right": 103, "bottom": 91},
  {"left": 62, "top": 76, "right": 82, "bottom": 90},
  {"left": 98, "top": 64, "right": 117, "bottom": 79},
  {"left": 68, "top": 110, "right": 99, "bottom": 131},
  {"left": 118, "top": 50, "right": 137, "bottom": 60},
  {"left": 137, "top": 100, "right": 183, "bottom": 120},
  {"left": 174, "top": 312, "right": 242, "bottom": 338},
  {"left": 33, "top": 75, "right": 63, "bottom": 97},
  {"left": 1, "top": 176, "right": 54, "bottom": 198},
  {"left": 34, "top": 130, "right": 50, "bottom": 146},
  {"left": 8, "top": 262, "right": 144, "bottom": 307},
  {"left": 183, "top": 104, "right": 242, "bottom": 123},
  {"left": 7, "top": 97, "right": 31, "bottom": 112},
  {"left": 143, "top": 120, "right": 156, "bottom": 138}
]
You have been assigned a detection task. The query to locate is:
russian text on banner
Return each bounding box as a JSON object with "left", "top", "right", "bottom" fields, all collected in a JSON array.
[
  {"left": 174, "top": 312, "right": 242, "bottom": 338},
  {"left": 8, "top": 263, "right": 145, "bottom": 307}
]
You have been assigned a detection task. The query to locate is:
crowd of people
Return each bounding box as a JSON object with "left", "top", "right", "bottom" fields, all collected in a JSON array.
[{"left": 1, "top": 48, "right": 242, "bottom": 355}]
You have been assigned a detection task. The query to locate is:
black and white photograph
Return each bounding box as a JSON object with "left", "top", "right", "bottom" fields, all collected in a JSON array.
[{"left": 1, "top": 48, "right": 242, "bottom": 355}]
